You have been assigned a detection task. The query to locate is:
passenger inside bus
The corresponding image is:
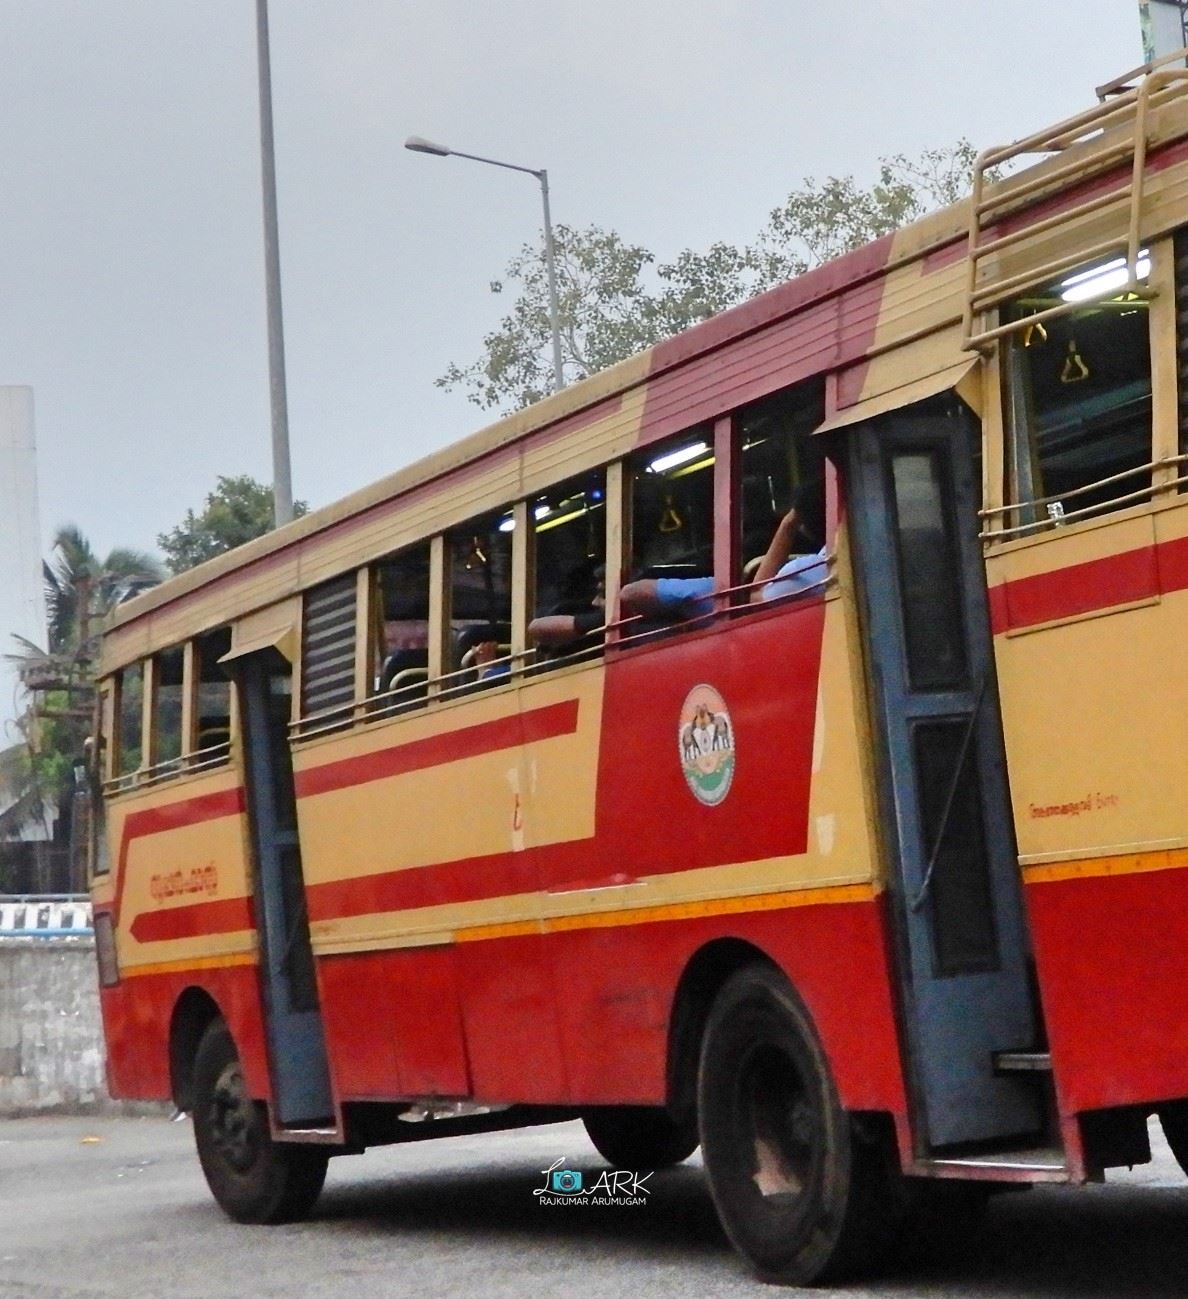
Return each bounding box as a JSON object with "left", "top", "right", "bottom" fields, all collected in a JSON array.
[
  {"left": 619, "top": 480, "right": 825, "bottom": 619},
  {"left": 372, "top": 543, "right": 431, "bottom": 705},
  {"left": 619, "top": 391, "right": 826, "bottom": 626},
  {"left": 528, "top": 561, "right": 606, "bottom": 657},
  {"left": 472, "top": 470, "right": 609, "bottom": 676}
]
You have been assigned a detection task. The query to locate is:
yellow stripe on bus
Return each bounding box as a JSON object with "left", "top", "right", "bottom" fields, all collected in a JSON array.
[
  {"left": 456, "top": 882, "right": 877, "bottom": 944},
  {"left": 116, "top": 882, "right": 879, "bottom": 971},
  {"left": 121, "top": 952, "right": 257, "bottom": 980},
  {"left": 1023, "top": 846, "right": 1188, "bottom": 885}
]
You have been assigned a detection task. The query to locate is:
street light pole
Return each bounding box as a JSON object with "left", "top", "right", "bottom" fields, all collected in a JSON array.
[
  {"left": 255, "top": 0, "right": 294, "bottom": 527},
  {"left": 404, "top": 137, "right": 565, "bottom": 393}
]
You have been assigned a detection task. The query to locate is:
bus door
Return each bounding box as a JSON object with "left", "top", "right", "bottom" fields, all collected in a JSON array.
[
  {"left": 847, "top": 396, "right": 1042, "bottom": 1150},
  {"left": 235, "top": 651, "right": 334, "bottom": 1128}
]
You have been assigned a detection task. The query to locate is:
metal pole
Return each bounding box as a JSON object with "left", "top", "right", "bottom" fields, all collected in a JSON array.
[
  {"left": 537, "top": 170, "right": 565, "bottom": 393},
  {"left": 255, "top": 0, "right": 294, "bottom": 528}
]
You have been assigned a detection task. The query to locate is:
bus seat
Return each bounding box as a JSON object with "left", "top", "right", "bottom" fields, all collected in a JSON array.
[{"left": 379, "top": 648, "right": 427, "bottom": 693}]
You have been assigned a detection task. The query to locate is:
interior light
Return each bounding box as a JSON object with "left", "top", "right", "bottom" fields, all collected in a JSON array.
[
  {"left": 498, "top": 515, "right": 516, "bottom": 533},
  {"left": 648, "top": 441, "right": 709, "bottom": 474},
  {"left": 1060, "top": 250, "right": 1150, "bottom": 303},
  {"left": 671, "top": 455, "right": 716, "bottom": 479},
  {"left": 534, "top": 504, "right": 552, "bottom": 520},
  {"left": 536, "top": 506, "right": 589, "bottom": 532}
]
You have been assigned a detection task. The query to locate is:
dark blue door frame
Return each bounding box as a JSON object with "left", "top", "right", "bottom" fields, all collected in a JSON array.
[
  {"left": 847, "top": 397, "right": 1041, "bottom": 1150},
  {"left": 235, "top": 651, "right": 334, "bottom": 1128}
]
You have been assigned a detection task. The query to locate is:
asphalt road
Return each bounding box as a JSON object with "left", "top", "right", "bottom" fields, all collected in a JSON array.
[{"left": 3, "top": 1114, "right": 1188, "bottom": 1298}]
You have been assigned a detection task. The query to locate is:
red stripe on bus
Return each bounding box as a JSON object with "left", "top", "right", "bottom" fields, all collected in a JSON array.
[
  {"left": 129, "top": 896, "right": 253, "bottom": 944},
  {"left": 996, "top": 543, "right": 1158, "bottom": 632},
  {"left": 293, "top": 699, "right": 580, "bottom": 800},
  {"left": 1155, "top": 532, "right": 1188, "bottom": 592},
  {"left": 987, "top": 582, "right": 1009, "bottom": 636},
  {"left": 989, "top": 533, "right": 1188, "bottom": 635},
  {"left": 112, "top": 787, "right": 246, "bottom": 927},
  {"left": 305, "top": 841, "right": 589, "bottom": 924},
  {"left": 117, "top": 787, "right": 246, "bottom": 876}
]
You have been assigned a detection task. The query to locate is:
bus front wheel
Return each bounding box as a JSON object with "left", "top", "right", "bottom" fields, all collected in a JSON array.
[
  {"left": 192, "top": 1019, "right": 328, "bottom": 1224},
  {"left": 697, "top": 965, "right": 894, "bottom": 1285}
]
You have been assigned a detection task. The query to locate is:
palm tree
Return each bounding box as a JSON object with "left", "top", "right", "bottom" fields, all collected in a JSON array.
[
  {"left": 2, "top": 527, "right": 164, "bottom": 876},
  {"left": 43, "top": 524, "right": 164, "bottom": 660}
]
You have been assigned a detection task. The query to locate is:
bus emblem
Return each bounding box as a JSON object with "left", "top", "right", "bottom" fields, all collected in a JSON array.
[{"left": 678, "top": 684, "right": 735, "bottom": 806}]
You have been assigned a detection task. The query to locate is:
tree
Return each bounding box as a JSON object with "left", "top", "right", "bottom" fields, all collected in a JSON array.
[
  {"left": 439, "top": 141, "right": 982, "bottom": 413},
  {"left": 42, "top": 524, "right": 164, "bottom": 662},
  {"left": 3, "top": 526, "right": 165, "bottom": 881},
  {"left": 158, "top": 475, "right": 309, "bottom": 575}
]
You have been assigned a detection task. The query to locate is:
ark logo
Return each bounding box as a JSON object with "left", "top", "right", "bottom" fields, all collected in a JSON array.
[{"left": 533, "top": 1157, "right": 652, "bottom": 1206}]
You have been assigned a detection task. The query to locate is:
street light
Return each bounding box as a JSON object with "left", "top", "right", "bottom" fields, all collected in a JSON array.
[{"left": 405, "top": 136, "right": 565, "bottom": 394}]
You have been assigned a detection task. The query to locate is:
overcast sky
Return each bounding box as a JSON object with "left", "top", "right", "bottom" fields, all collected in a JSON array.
[{"left": 0, "top": 1, "right": 1145, "bottom": 559}]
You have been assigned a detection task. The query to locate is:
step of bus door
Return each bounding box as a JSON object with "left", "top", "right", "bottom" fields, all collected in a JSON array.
[{"left": 993, "top": 1050, "right": 1052, "bottom": 1074}]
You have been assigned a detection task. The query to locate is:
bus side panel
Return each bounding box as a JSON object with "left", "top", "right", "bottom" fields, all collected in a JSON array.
[
  {"left": 99, "top": 964, "right": 270, "bottom": 1103},
  {"left": 539, "top": 586, "right": 906, "bottom": 1114},
  {"left": 991, "top": 512, "right": 1188, "bottom": 1115},
  {"left": 454, "top": 933, "right": 569, "bottom": 1102},
  {"left": 549, "top": 897, "right": 906, "bottom": 1113},
  {"left": 1025, "top": 869, "right": 1188, "bottom": 1113},
  {"left": 318, "top": 947, "right": 470, "bottom": 1099},
  {"left": 592, "top": 600, "right": 826, "bottom": 882}
]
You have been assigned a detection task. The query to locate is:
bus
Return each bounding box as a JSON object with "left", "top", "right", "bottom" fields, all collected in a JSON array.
[{"left": 89, "top": 55, "right": 1188, "bottom": 1286}]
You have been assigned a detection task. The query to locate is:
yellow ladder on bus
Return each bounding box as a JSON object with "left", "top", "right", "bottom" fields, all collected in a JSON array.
[{"left": 962, "top": 50, "right": 1188, "bottom": 353}]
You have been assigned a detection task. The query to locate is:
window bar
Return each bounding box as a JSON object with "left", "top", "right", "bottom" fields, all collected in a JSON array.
[{"left": 511, "top": 500, "right": 532, "bottom": 674}]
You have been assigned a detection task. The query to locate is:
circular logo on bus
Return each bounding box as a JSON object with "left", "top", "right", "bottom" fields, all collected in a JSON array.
[{"left": 678, "top": 684, "right": 735, "bottom": 806}]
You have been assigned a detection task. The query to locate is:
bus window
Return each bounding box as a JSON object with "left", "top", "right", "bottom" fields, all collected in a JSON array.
[
  {"left": 1003, "top": 251, "right": 1153, "bottom": 531},
  {"left": 88, "top": 683, "right": 113, "bottom": 876},
  {"left": 372, "top": 541, "right": 431, "bottom": 706},
  {"left": 738, "top": 386, "right": 827, "bottom": 599},
  {"left": 627, "top": 429, "right": 714, "bottom": 616},
  {"left": 450, "top": 510, "right": 513, "bottom": 686},
  {"left": 150, "top": 645, "right": 185, "bottom": 777},
  {"left": 194, "top": 626, "right": 232, "bottom": 762},
  {"left": 530, "top": 468, "right": 607, "bottom": 667},
  {"left": 115, "top": 662, "right": 144, "bottom": 780}
]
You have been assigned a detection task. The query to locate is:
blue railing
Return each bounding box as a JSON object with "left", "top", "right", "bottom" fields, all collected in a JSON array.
[{"left": 0, "top": 894, "right": 93, "bottom": 937}]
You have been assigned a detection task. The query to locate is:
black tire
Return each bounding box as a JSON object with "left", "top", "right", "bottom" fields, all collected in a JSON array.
[
  {"left": 697, "top": 965, "right": 897, "bottom": 1285},
  {"left": 191, "top": 1019, "right": 328, "bottom": 1224},
  {"left": 1159, "top": 1100, "right": 1188, "bottom": 1177},
  {"left": 582, "top": 1106, "right": 699, "bottom": 1169}
]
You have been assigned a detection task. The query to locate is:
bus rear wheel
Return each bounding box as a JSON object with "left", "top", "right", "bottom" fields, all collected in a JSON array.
[
  {"left": 582, "top": 1106, "right": 699, "bottom": 1169},
  {"left": 697, "top": 965, "right": 894, "bottom": 1285},
  {"left": 192, "top": 1019, "right": 328, "bottom": 1224}
]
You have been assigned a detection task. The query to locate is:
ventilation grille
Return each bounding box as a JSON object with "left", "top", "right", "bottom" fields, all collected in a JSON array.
[{"left": 301, "top": 574, "right": 357, "bottom": 722}]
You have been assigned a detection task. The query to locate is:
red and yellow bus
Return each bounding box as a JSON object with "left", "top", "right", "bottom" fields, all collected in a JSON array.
[{"left": 90, "top": 57, "right": 1188, "bottom": 1285}]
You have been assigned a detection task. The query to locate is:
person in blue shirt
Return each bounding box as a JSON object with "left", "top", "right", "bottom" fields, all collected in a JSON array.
[{"left": 618, "top": 481, "right": 826, "bottom": 622}]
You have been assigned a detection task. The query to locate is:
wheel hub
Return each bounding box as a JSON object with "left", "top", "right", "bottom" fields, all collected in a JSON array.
[
  {"left": 743, "top": 1045, "right": 818, "bottom": 1201},
  {"left": 209, "top": 1061, "right": 258, "bottom": 1173}
]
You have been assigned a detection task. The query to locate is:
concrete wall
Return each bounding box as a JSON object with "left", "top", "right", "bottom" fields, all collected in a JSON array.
[{"left": 0, "top": 937, "right": 133, "bottom": 1114}]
